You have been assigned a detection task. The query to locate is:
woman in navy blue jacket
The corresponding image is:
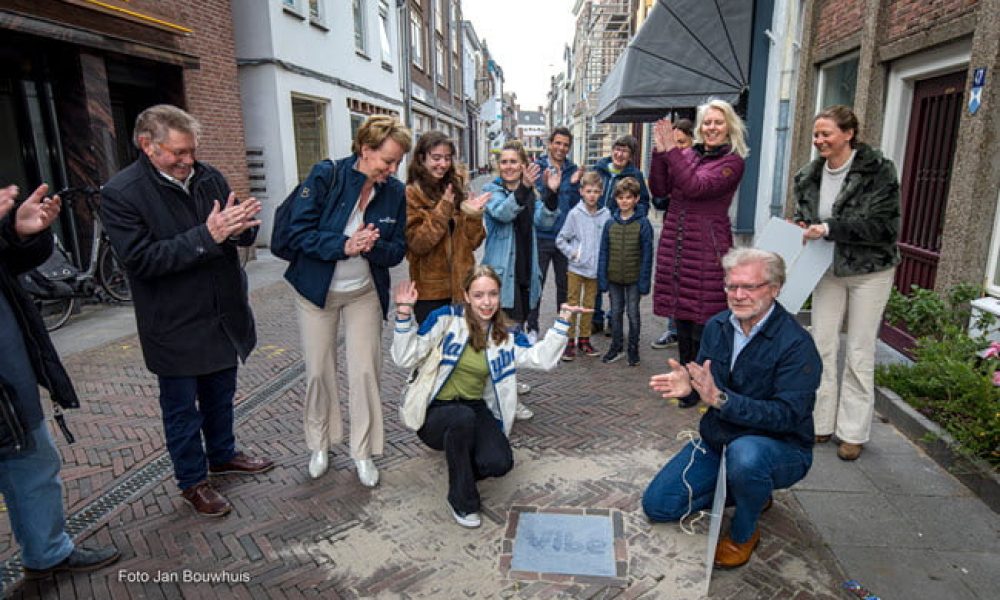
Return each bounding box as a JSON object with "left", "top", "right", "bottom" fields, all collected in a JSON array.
[{"left": 284, "top": 115, "right": 411, "bottom": 485}]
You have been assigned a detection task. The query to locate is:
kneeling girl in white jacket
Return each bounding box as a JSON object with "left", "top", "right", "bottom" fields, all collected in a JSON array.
[{"left": 391, "top": 265, "right": 589, "bottom": 528}]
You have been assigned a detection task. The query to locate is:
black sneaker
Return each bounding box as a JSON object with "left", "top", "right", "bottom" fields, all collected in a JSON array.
[
  {"left": 591, "top": 321, "right": 604, "bottom": 334},
  {"left": 23, "top": 545, "right": 121, "bottom": 580},
  {"left": 602, "top": 351, "right": 624, "bottom": 364},
  {"left": 628, "top": 355, "right": 640, "bottom": 367}
]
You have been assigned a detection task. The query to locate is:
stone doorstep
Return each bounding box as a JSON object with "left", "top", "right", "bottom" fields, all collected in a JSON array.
[{"left": 874, "top": 385, "right": 1000, "bottom": 514}]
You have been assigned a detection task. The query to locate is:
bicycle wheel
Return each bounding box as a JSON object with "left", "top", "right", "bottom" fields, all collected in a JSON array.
[
  {"left": 97, "top": 242, "right": 131, "bottom": 302},
  {"left": 34, "top": 296, "right": 75, "bottom": 332}
]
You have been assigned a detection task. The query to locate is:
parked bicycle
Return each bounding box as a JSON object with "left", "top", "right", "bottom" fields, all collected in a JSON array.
[{"left": 19, "top": 186, "right": 131, "bottom": 331}]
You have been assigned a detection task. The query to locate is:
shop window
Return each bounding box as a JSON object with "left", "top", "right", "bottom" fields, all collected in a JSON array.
[{"left": 292, "top": 95, "right": 328, "bottom": 181}]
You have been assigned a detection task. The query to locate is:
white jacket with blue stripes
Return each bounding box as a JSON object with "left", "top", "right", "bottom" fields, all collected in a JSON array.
[{"left": 391, "top": 304, "right": 569, "bottom": 436}]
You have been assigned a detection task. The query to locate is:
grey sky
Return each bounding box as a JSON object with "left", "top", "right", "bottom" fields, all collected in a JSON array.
[{"left": 462, "top": 0, "right": 577, "bottom": 110}]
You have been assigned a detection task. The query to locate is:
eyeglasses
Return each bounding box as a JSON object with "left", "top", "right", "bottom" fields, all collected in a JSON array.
[{"left": 723, "top": 281, "right": 771, "bottom": 294}]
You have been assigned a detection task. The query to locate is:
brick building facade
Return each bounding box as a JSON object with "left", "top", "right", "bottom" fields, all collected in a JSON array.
[
  {"left": 791, "top": 0, "right": 1000, "bottom": 349},
  {"left": 0, "top": 0, "right": 248, "bottom": 263}
]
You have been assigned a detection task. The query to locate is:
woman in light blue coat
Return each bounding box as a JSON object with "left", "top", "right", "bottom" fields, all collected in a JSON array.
[{"left": 481, "top": 140, "right": 559, "bottom": 330}]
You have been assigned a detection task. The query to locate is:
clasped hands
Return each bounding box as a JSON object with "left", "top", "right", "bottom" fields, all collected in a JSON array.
[
  {"left": 345, "top": 223, "right": 380, "bottom": 257},
  {"left": 206, "top": 192, "right": 262, "bottom": 243},
  {"left": 649, "top": 358, "right": 723, "bottom": 408},
  {"left": 0, "top": 184, "right": 62, "bottom": 240}
]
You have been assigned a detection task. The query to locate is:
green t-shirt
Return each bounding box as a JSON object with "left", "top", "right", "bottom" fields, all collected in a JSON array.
[{"left": 435, "top": 343, "right": 490, "bottom": 401}]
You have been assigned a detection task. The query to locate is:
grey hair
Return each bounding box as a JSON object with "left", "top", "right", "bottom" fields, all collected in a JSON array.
[
  {"left": 133, "top": 104, "right": 201, "bottom": 149},
  {"left": 721, "top": 247, "right": 786, "bottom": 287}
]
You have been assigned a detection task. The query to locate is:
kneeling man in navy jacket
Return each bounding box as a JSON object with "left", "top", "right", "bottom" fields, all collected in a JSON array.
[{"left": 642, "top": 247, "right": 821, "bottom": 569}]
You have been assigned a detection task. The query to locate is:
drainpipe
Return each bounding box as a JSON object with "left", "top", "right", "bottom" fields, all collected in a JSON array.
[{"left": 398, "top": 0, "right": 413, "bottom": 128}]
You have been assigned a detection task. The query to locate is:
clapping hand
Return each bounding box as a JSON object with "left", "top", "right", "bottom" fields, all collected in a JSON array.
[
  {"left": 462, "top": 191, "right": 491, "bottom": 212},
  {"left": 653, "top": 118, "right": 675, "bottom": 153},
  {"left": 649, "top": 358, "right": 693, "bottom": 399},
  {"left": 523, "top": 162, "right": 541, "bottom": 188},
  {"left": 0, "top": 185, "right": 16, "bottom": 220},
  {"left": 12, "top": 184, "right": 62, "bottom": 239},
  {"left": 545, "top": 166, "right": 561, "bottom": 192},
  {"left": 570, "top": 167, "right": 584, "bottom": 186},
  {"left": 346, "top": 223, "right": 380, "bottom": 256},
  {"left": 441, "top": 183, "right": 455, "bottom": 207},
  {"left": 206, "top": 192, "right": 262, "bottom": 243},
  {"left": 686, "top": 360, "right": 721, "bottom": 407}
]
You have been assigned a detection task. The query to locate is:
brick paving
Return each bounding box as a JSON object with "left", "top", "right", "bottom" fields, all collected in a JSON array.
[{"left": 3, "top": 260, "right": 849, "bottom": 599}]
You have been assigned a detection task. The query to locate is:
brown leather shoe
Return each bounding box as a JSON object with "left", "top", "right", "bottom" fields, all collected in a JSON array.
[
  {"left": 209, "top": 452, "right": 275, "bottom": 475},
  {"left": 815, "top": 434, "right": 832, "bottom": 444},
  {"left": 837, "top": 442, "right": 864, "bottom": 461},
  {"left": 181, "top": 481, "right": 231, "bottom": 517},
  {"left": 714, "top": 528, "right": 760, "bottom": 569}
]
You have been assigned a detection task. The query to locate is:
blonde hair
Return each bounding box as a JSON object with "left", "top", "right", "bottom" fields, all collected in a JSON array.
[
  {"left": 694, "top": 99, "right": 748, "bottom": 158},
  {"left": 133, "top": 104, "right": 201, "bottom": 148},
  {"left": 493, "top": 139, "right": 529, "bottom": 175},
  {"left": 579, "top": 171, "right": 603, "bottom": 190},
  {"left": 352, "top": 115, "right": 413, "bottom": 155}
]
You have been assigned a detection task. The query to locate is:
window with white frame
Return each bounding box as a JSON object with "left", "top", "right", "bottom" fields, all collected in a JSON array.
[
  {"left": 308, "top": 0, "right": 322, "bottom": 22},
  {"left": 378, "top": 0, "right": 392, "bottom": 70},
  {"left": 985, "top": 190, "right": 1000, "bottom": 297},
  {"left": 816, "top": 54, "right": 859, "bottom": 111},
  {"left": 282, "top": 0, "right": 297, "bottom": 9},
  {"left": 450, "top": 1, "right": 459, "bottom": 49},
  {"left": 410, "top": 11, "right": 424, "bottom": 69},
  {"left": 436, "top": 0, "right": 446, "bottom": 34},
  {"left": 353, "top": 0, "right": 367, "bottom": 54},
  {"left": 435, "top": 39, "right": 445, "bottom": 85}
]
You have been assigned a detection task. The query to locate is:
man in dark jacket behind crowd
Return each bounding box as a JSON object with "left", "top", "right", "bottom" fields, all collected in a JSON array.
[
  {"left": 101, "top": 105, "right": 273, "bottom": 518},
  {"left": 527, "top": 127, "right": 581, "bottom": 337},
  {"left": 0, "top": 183, "right": 119, "bottom": 579},
  {"left": 642, "top": 248, "right": 821, "bottom": 570},
  {"left": 591, "top": 134, "right": 650, "bottom": 333}
]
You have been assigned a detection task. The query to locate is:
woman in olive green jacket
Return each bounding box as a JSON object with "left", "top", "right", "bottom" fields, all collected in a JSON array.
[{"left": 793, "top": 105, "right": 901, "bottom": 462}]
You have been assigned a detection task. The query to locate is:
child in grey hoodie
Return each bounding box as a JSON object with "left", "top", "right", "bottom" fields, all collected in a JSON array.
[{"left": 556, "top": 171, "right": 611, "bottom": 360}]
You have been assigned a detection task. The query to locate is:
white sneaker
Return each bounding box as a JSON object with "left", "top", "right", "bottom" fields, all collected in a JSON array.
[
  {"left": 308, "top": 450, "right": 328, "bottom": 479},
  {"left": 450, "top": 505, "right": 481, "bottom": 528},
  {"left": 517, "top": 382, "right": 531, "bottom": 395},
  {"left": 355, "top": 458, "right": 379, "bottom": 487},
  {"left": 514, "top": 401, "right": 534, "bottom": 420}
]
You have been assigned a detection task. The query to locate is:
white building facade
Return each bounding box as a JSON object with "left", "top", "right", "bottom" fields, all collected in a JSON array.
[{"left": 233, "top": 0, "right": 404, "bottom": 244}]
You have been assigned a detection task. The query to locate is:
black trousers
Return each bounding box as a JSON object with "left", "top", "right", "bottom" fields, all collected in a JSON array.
[
  {"left": 504, "top": 281, "right": 533, "bottom": 325},
  {"left": 417, "top": 400, "right": 514, "bottom": 514},
  {"left": 527, "top": 237, "right": 567, "bottom": 332},
  {"left": 414, "top": 299, "right": 450, "bottom": 324},
  {"left": 675, "top": 319, "right": 705, "bottom": 365}
]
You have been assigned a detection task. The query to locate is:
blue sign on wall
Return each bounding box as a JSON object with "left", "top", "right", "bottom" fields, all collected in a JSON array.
[{"left": 969, "top": 67, "right": 986, "bottom": 115}]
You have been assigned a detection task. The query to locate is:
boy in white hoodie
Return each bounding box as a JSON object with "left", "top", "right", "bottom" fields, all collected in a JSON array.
[{"left": 556, "top": 171, "right": 611, "bottom": 360}]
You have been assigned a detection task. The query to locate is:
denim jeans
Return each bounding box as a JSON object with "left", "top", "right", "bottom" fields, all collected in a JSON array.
[
  {"left": 0, "top": 424, "right": 74, "bottom": 569},
  {"left": 158, "top": 367, "right": 238, "bottom": 490},
  {"left": 642, "top": 435, "right": 812, "bottom": 542},
  {"left": 418, "top": 400, "right": 514, "bottom": 514},
  {"left": 608, "top": 282, "right": 640, "bottom": 359},
  {"left": 528, "top": 237, "right": 567, "bottom": 332}
]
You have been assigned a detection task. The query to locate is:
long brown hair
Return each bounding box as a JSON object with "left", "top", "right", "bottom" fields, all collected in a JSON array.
[
  {"left": 406, "top": 130, "right": 467, "bottom": 203},
  {"left": 462, "top": 265, "right": 509, "bottom": 351}
]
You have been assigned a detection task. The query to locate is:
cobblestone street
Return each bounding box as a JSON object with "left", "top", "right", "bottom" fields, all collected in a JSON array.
[{"left": 1, "top": 256, "right": 852, "bottom": 599}]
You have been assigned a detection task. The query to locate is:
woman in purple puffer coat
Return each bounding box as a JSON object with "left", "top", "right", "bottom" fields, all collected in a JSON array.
[{"left": 649, "top": 99, "right": 748, "bottom": 408}]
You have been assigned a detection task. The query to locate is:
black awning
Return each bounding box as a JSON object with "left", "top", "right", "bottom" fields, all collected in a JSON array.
[{"left": 595, "top": 0, "right": 754, "bottom": 123}]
